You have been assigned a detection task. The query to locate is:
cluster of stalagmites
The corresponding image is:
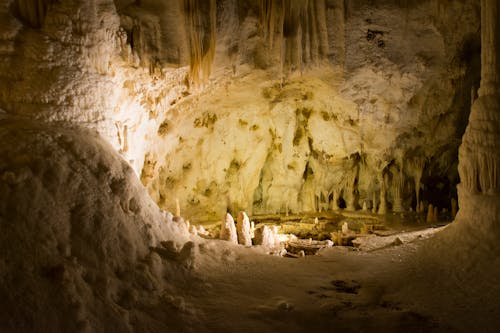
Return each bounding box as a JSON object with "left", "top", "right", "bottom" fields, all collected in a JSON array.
[
  {"left": 219, "top": 212, "right": 338, "bottom": 257},
  {"left": 307, "top": 164, "right": 458, "bottom": 220},
  {"left": 220, "top": 211, "right": 280, "bottom": 248}
]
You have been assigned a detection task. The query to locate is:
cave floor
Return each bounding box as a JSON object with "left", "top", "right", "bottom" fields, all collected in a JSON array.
[
  {"left": 179, "top": 234, "right": 451, "bottom": 333},
  {"left": 154, "top": 211, "right": 477, "bottom": 333}
]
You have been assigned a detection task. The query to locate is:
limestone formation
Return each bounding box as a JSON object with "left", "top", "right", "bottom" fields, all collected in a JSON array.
[
  {"left": 342, "top": 222, "right": 349, "bottom": 234},
  {"left": 459, "top": 0, "right": 500, "bottom": 196},
  {"left": 254, "top": 225, "right": 279, "bottom": 248},
  {"left": 392, "top": 170, "right": 405, "bottom": 213},
  {"left": 236, "top": 211, "right": 252, "bottom": 246},
  {"left": 426, "top": 204, "right": 434, "bottom": 223},
  {"left": 378, "top": 173, "right": 388, "bottom": 215},
  {"left": 0, "top": 0, "right": 482, "bottom": 221},
  {"left": 409, "top": 159, "right": 426, "bottom": 212},
  {"left": 184, "top": 0, "right": 216, "bottom": 86},
  {"left": 419, "top": 201, "right": 425, "bottom": 214},
  {"left": 220, "top": 213, "right": 238, "bottom": 244}
]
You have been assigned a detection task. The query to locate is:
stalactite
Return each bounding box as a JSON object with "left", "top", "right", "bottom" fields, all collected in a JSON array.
[
  {"left": 260, "top": 0, "right": 277, "bottom": 50},
  {"left": 259, "top": 0, "right": 329, "bottom": 72},
  {"left": 16, "top": 0, "right": 53, "bottom": 28},
  {"left": 326, "top": 0, "right": 345, "bottom": 67},
  {"left": 314, "top": 0, "right": 329, "bottom": 58},
  {"left": 408, "top": 158, "right": 426, "bottom": 212},
  {"left": 184, "top": 0, "right": 216, "bottom": 86}
]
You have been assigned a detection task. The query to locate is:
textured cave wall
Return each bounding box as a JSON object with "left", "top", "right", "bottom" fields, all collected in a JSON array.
[
  {"left": 0, "top": 0, "right": 481, "bottom": 221},
  {"left": 0, "top": 0, "right": 192, "bottom": 173},
  {"left": 142, "top": 0, "right": 481, "bottom": 219}
]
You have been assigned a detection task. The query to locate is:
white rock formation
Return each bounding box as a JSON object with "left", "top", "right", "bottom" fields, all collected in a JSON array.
[
  {"left": 342, "top": 222, "right": 349, "bottom": 234},
  {"left": 236, "top": 211, "right": 252, "bottom": 246},
  {"left": 254, "top": 225, "right": 279, "bottom": 248},
  {"left": 220, "top": 212, "right": 238, "bottom": 244}
]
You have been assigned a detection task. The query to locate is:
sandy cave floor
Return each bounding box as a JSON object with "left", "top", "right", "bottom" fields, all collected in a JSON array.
[{"left": 171, "top": 229, "right": 457, "bottom": 333}]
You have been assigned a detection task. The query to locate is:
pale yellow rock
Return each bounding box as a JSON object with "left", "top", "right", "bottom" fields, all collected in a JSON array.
[
  {"left": 236, "top": 211, "right": 252, "bottom": 246},
  {"left": 220, "top": 213, "right": 238, "bottom": 244}
]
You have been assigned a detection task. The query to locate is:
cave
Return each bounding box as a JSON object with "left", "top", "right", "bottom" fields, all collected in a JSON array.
[{"left": 0, "top": 0, "right": 499, "bottom": 332}]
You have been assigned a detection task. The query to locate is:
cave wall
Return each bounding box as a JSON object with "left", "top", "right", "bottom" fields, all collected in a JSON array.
[{"left": 0, "top": 0, "right": 481, "bottom": 220}]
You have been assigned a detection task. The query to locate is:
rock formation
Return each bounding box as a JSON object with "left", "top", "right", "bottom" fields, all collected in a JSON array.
[
  {"left": 0, "top": 0, "right": 481, "bottom": 220},
  {"left": 457, "top": 0, "right": 500, "bottom": 225},
  {"left": 236, "top": 211, "right": 252, "bottom": 246},
  {"left": 254, "top": 225, "right": 279, "bottom": 248},
  {"left": 220, "top": 212, "right": 238, "bottom": 244}
]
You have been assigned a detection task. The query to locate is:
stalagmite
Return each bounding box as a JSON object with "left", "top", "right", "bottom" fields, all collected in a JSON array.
[
  {"left": 220, "top": 212, "right": 238, "bottom": 244},
  {"left": 372, "top": 191, "right": 377, "bottom": 214},
  {"left": 342, "top": 222, "right": 349, "bottom": 234},
  {"left": 419, "top": 201, "right": 425, "bottom": 214},
  {"left": 458, "top": 0, "right": 500, "bottom": 195},
  {"left": 345, "top": 170, "right": 358, "bottom": 211},
  {"left": 426, "top": 204, "right": 434, "bottom": 223},
  {"left": 331, "top": 189, "right": 340, "bottom": 211},
  {"left": 433, "top": 206, "right": 439, "bottom": 222},
  {"left": 378, "top": 173, "right": 388, "bottom": 215},
  {"left": 175, "top": 198, "right": 181, "bottom": 217},
  {"left": 254, "top": 225, "right": 277, "bottom": 247},
  {"left": 250, "top": 221, "right": 255, "bottom": 238},
  {"left": 237, "top": 211, "right": 252, "bottom": 246}
]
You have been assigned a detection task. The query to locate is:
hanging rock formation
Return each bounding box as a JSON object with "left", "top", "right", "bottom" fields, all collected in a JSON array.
[{"left": 184, "top": 0, "right": 216, "bottom": 86}]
